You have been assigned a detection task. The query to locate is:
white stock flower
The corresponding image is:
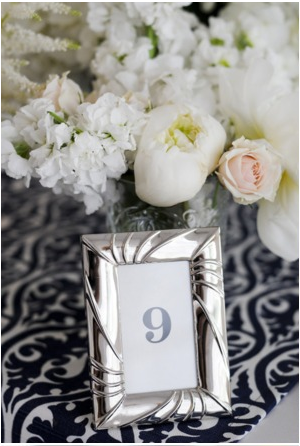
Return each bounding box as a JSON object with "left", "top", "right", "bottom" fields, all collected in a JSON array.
[
  {"left": 89, "top": 2, "right": 202, "bottom": 109},
  {"left": 87, "top": 3, "right": 196, "bottom": 57},
  {"left": 134, "top": 104, "right": 226, "bottom": 206},
  {"left": 1, "top": 100, "right": 59, "bottom": 186},
  {"left": 190, "top": 3, "right": 298, "bottom": 103},
  {"left": 151, "top": 3, "right": 197, "bottom": 57},
  {"left": 1, "top": 119, "right": 18, "bottom": 144},
  {"left": 220, "top": 59, "right": 299, "bottom": 261},
  {"left": 35, "top": 150, "right": 67, "bottom": 188},
  {"left": 1, "top": 120, "right": 32, "bottom": 184},
  {"left": 63, "top": 94, "right": 146, "bottom": 205},
  {"left": 30, "top": 121, "right": 74, "bottom": 188},
  {"left": 14, "top": 98, "right": 55, "bottom": 148},
  {"left": 74, "top": 93, "right": 145, "bottom": 140},
  {"left": 67, "top": 132, "right": 107, "bottom": 186},
  {"left": 46, "top": 120, "right": 73, "bottom": 151},
  {"left": 42, "top": 73, "right": 84, "bottom": 115},
  {"left": 192, "top": 17, "right": 239, "bottom": 75},
  {"left": 3, "top": 90, "right": 146, "bottom": 215},
  {"left": 220, "top": 2, "right": 299, "bottom": 87},
  {"left": 221, "top": 3, "right": 290, "bottom": 52},
  {"left": 93, "top": 47, "right": 216, "bottom": 112},
  {"left": 86, "top": 3, "right": 114, "bottom": 34},
  {"left": 82, "top": 188, "right": 104, "bottom": 215},
  {"left": 144, "top": 54, "right": 216, "bottom": 113}
]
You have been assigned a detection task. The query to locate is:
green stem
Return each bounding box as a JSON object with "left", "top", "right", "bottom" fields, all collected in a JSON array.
[
  {"left": 182, "top": 201, "right": 190, "bottom": 212},
  {"left": 48, "top": 111, "right": 68, "bottom": 125},
  {"left": 1, "top": 13, "right": 9, "bottom": 26},
  {"left": 212, "top": 178, "right": 220, "bottom": 208},
  {"left": 146, "top": 25, "right": 159, "bottom": 59}
]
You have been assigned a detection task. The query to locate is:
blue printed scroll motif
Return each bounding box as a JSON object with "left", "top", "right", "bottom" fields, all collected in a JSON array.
[{"left": 1, "top": 175, "right": 299, "bottom": 443}]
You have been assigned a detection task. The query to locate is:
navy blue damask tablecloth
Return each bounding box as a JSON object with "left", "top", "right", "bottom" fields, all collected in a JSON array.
[{"left": 1, "top": 174, "right": 299, "bottom": 443}]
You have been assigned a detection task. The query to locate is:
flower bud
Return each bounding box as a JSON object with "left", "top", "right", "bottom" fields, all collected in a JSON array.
[{"left": 43, "top": 73, "right": 84, "bottom": 116}]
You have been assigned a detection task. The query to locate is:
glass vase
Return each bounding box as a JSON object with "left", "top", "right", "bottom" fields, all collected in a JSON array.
[{"left": 106, "top": 175, "right": 230, "bottom": 246}]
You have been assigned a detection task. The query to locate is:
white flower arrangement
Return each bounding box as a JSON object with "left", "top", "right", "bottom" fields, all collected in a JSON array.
[{"left": 1, "top": 2, "right": 299, "bottom": 261}]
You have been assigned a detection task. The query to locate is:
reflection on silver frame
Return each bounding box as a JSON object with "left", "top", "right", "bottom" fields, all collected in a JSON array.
[{"left": 81, "top": 228, "right": 231, "bottom": 429}]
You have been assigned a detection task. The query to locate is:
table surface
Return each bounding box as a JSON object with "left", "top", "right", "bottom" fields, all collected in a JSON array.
[
  {"left": 1, "top": 175, "right": 299, "bottom": 443},
  {"left": 240, "top": 383, "right": 299, "bottom": 443}
]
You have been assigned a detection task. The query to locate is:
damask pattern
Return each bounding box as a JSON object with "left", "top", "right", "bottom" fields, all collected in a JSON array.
[{"left": 1, "top": 175, "right": 299, "bottom": 443}]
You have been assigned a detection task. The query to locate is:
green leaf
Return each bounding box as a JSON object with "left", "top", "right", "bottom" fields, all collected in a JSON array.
[
  {"left": 219, "top": 59, "right": 230, "bottom": 67},
  {"left": 1, "top": 13, "right": 9, "bottom": 26},
  {"left": 145, "top": 100, "right": 153, "bottom": 113},
  {"left": 15, "top": 142, "right": 31, "bottom": 160},
  {"left": 70, "top": 9, "right": 82, "bottom": 17},
  {"left": 146, "top": 25, "right": 159, "bottom": 59},
  {"left": 66, "top": 40, "right": 81, "bottom": 50},
  {"left": 236, "top": 31, "right": 253, "bottom": 50},
  {"left": 47, "top": 111, "right": 67, "bottom": 125},
  {"left": 115, "top": 53, "right": 127, "bottom": 63},
  {"left": 210, "top": 37, "right": 225, "bottom": 46},
  {"left": 31, "top": 12, "right": 42, "bottom": 21},
  {"left": 212, "top": 176, "right": 220, "bottom": 208}
]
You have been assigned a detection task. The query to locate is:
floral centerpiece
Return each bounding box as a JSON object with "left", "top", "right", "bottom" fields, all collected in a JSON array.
[{"left": 1, "top": 2, "right": 299, "bottom": 261}]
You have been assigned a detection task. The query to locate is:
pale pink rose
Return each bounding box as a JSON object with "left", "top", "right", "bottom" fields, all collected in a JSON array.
[
  {"left": 43, "top": 73, "right": 84, "bottom": 115},
  {"left": 217, "top": 137, "right": 282, "bottom": 204}
]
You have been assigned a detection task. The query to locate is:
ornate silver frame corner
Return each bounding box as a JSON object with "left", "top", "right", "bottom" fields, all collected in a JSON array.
[{"left": 81, "top": 228, "right": 231, "bottom": 429}]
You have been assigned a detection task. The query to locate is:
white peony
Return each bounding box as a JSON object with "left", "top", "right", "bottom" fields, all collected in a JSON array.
[
  {"left": 257, "top": 173, "right": 299, "bottom": 262},
  {"left": 134, "top": 104, "right": 226, "bottom": 206}
]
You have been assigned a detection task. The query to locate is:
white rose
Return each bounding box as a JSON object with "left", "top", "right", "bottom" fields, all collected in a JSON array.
[
  {"left": 134, "top": 104, "right": 226, "bottom": 207},
  {"left": 43, "top": 73, "right": 84, "bottom": 116},
  {"left": 217, "top": 137, "right": 282, "bottom": 205}
]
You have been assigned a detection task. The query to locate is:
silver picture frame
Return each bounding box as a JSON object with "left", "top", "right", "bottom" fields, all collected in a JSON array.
[{"left": 81, "top": 228, "right": 231, "bottom": 429}]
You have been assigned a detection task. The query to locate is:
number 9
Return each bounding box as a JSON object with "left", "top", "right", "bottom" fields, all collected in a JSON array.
[{"left": 143, "top": 307, "right": 171, "bottom": 343}]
